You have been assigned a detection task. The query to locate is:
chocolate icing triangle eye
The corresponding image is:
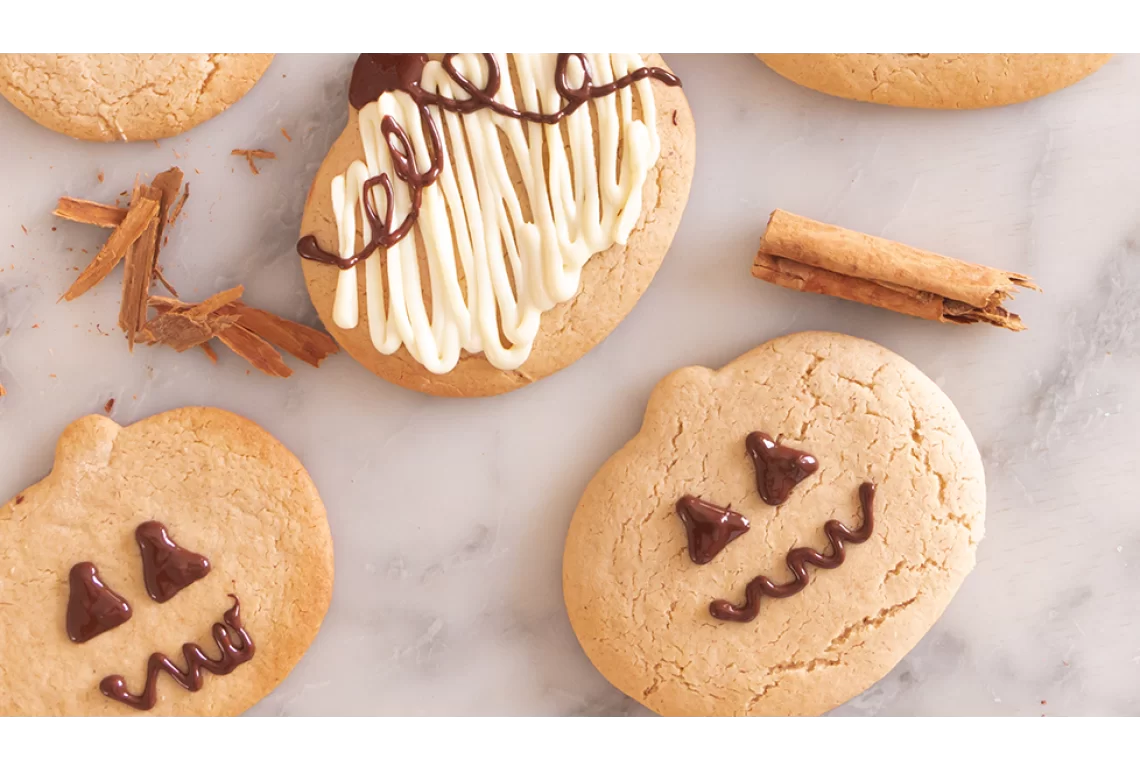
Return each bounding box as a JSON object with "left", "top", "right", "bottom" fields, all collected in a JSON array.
[
  {"left": 675, "top": 496, "right": 751, "bottom": 564},
  {"left": 746, "top": 432, "right": 819, "bottom": 505},
  {"left": 67, "top": 562, "right": 132, "bottom": 643},
  {"left": 135, "top": 521, "right": 211, "bottom": 603}
]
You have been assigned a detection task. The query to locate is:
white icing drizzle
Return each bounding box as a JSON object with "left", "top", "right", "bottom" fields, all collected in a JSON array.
[{"left": 329, "top": 53, "right": 661, "bottom": 373}]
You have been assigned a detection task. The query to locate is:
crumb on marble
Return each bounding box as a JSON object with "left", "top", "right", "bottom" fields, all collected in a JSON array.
[{"left": 231, "top": 149, "right": 276, "bottom": 175}]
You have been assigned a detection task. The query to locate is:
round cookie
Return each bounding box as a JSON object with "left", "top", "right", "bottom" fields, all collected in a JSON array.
[
  {"left": 300, "top": 53, "right": 695, "bottom": 397},
  {"left": 0, "top": 54, "right": 274, "bottom": 141},
  {"left": 563, "top": 332, "right": 985, "bottom": 716},
  {"left": 756, "top": 53, "right": 1112, "bottom": 109},
  {"left": 0, "top": 407, "right": 334, "bottom": 716}
]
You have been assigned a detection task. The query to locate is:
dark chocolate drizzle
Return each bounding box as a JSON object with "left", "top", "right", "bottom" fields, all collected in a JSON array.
[
  {"left": 297, "top": 53, "right": 681, "bottom": 270},
  {"left": 746, "top": 431, "right": 819, "bottom": 506},
  {"left": 66, "top": 562, "right": 133, "bottom": 643},
  {"left": 135, "top": 521, "right": 211, "bottom": 603},
  {"left": 710, "top": 483, "right": 876, "bottom": 623},
  {"left": 676, "top": 496, "right": 750, "bottom": 564},
  {"left": 99, "top": 596, "right": 254, "bottom": 711}
]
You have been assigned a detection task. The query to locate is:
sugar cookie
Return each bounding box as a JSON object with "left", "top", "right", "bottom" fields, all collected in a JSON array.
[
  {"left": 563, "top": 332, "right": 985, "bottom": 716},
  {"left": 0, "top": 407, "right": 333, "bottom": 716},
  {"left": 299, "top": 53, "right": 695, "bottom": 396},
  {"left": 757, "top": 53, "right": 1112, "bottom": 109},
  {"left": 0, "top": 54, "right": 274, "bottom": 141}
]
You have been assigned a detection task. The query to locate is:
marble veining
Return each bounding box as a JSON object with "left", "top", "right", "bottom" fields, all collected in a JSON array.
[{"left": 0, "top": 54, "right": 1137, "bottom": 716}]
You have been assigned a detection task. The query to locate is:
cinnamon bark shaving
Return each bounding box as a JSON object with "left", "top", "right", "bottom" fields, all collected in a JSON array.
[
  {"left": 144, "top": 289, "right": 336, "bottom": 377},
  {"left": 141, "top": 291, "right": 242, "bottom": 352},
  {"left": 56, "top": 167, "right": 186, "bottom": 307},
  {"left": 227, "top": 303, "right": 339, "bottom": 367},
  {"left": 142, "top": 168, "right": 185, "bottom": 296},
  {"left": 153, "top": 266, "right": 179, "bottom": 297},
  {"left": 118, "top": 185, "right": 162, "bottom": 350},
  {"left": 231, "top": 149, "right": 275, "bottom": 175},
  {"left": 217, "top": 325, "right": 292, "bottom": 377},
  {"left": 185, "top": 286, "right": 245, "bottom": 319},
  {"left": 61, "top": 195, "right": 159, "bottom": 301},
  {"left": 53, "top": 198, "right": 126, "bottom": 228},
  {"left": 54, "top": 168, "right": 336, "bottom": 378},
  {"left": 167, "top": 184, "right": 189, "bottom": 227},
  {"left": 136, "top": 305, "right": 239, "bottom": 353},
  {"left": 150, "top": 168, "right": 183, "bottom": 254},
  {"left": 754, "top": 210, "right": 1038, "bottom": 331}
]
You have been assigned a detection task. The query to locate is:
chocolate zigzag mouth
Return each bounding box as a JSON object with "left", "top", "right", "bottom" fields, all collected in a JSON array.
[
  {"left": 99, "top": 595, "right": 254, "bottom": 711},
  {"left": 710, "top": 483, "right": 876, "bottom": 623}
]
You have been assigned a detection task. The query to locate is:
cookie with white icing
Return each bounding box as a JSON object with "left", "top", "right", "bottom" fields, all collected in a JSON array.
[
  {"left": 563, "top": 332, "right": 985, "bottom": 716},
  {"left": 0, "top": 54, "right": 274, "bottom": 141},
  {"left": 299, "top": 54, "right": 695, "bottom": 397},
  {"left": 0, "top": 408, "right": 333, "bottom": 716},
  {"left": 756, "top": 54, "right": 1112, "bottom": 109}
]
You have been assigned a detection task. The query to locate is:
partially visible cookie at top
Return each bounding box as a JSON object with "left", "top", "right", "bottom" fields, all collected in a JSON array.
[
  {"left": 0, "top": 407, "right": 334, "bottom": 716},
  {"left": 563, "top": 332, "right": 985, "bottom": 716},
  {"left": 756, "top": 53, "right": 1112, "bottom": 109},
  {"left": 299, "top": 53, "right": 696, "bottom": 397},
  {"left": 0, "top": 54, "right": 274, "bottom": 141}
]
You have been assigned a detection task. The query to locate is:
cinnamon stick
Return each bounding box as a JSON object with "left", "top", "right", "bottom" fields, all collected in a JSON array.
[{"left": 754, "top": 210, "right": 1037, "bottom": 331}]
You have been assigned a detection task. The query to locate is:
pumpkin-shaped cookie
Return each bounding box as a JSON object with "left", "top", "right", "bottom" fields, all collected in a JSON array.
[
  {"left": 563, "top": 332, "right": 985, "bottom": 716},
  {"left": 0, "top": 407, "right": 333, "bottom": 716}
]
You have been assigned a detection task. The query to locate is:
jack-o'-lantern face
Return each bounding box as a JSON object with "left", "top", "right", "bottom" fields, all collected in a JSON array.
[
  {"left": 0, "top": 409, "right": 333, "bottom": 717},
  {"left": 563, "top": 333, "right": 986, "bottom": 717},
  {"left": 65, "top": 521, "right": 253, "bottom": 711},
  {"left": 675, "top": 431, "right": 874, "bottom": 623}
]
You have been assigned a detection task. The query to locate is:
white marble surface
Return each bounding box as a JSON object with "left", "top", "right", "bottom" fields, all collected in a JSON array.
[{"left": 1, "top": 54, "right": 1137, "bottom": 716}]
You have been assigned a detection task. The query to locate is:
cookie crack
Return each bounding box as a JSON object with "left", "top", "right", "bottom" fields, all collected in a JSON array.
[
  {"left": 825, "top": 593, "right": 922, "bottom": 654},
  {"left": 98, "top": 80, "right": 162, "bottom": 140},
  {"left": 743, "top": 589, "right": 925, "bottom": 713},
  {"left": 745, "top": 655, "right": 844, "bottom": 712},
  {"left": 193, "top": 54, "right": 222, "bottom": 113},
  {"left": 882, "top": 555, "right": 946, "bottom": 583}
]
